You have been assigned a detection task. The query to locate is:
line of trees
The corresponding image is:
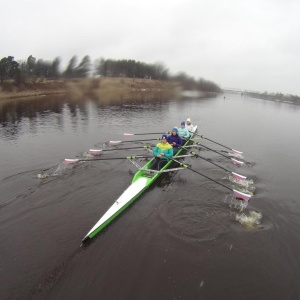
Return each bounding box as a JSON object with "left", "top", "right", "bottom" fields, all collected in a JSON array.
[
  {"left": 0, "top": 56, "right": 20, "bottom": 83},
  {"left": 0, "top": 55, "right": 61, "bottom": 84},
  {"left": 0, "top": 54, "right": 222, "bottom": 92},
  {"left": 95, "top": 58, "right": 169, "bottom": 80},
  {"left": 171, "top": 72, "right": 222, "bottom": 93}
]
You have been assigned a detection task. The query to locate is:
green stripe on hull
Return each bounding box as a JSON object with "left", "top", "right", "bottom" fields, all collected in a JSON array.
[{"left": 88, "top": 180, "right": 154, "bottom": 239}]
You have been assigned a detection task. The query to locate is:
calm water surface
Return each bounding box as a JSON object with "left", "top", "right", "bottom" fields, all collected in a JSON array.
[{"left": 0, "top": 94, "right": 300, "bottom": 299}]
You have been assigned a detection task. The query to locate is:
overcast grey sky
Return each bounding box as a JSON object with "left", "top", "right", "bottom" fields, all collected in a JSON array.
[{"left": 2, "top": 0, "right": 300, "bottom": 95}]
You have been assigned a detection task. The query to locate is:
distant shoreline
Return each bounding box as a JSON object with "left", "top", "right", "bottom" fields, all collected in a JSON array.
[
  {"left": 2, "top": 79, "right": 299, "bottom": 106},
  {"left": 0, "top": 79, "right": 66, "bottom": 101},
  {"left": 0, "top": 77, "right": 218, "bottom": 102},
  {"left": 243, "top": 92, "right": 300, "bottom": 106},
  {"left": 224, "top": 91, "right": 300, "bottom": 106}
]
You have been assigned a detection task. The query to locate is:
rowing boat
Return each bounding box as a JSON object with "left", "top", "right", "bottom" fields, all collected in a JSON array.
[{"left": 81, "top": 126, "right": 198, "bottom": 243}]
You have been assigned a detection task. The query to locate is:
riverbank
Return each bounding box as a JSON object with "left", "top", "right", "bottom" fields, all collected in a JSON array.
[
  {"left": 0, "top": 78, "right": 181, "bottom": 102},
  {"left": 0, "top": 79, "right": 66, "bottom": 101},
  {"left": 0, "top": 77, "right": 219, "bottom": 103}
]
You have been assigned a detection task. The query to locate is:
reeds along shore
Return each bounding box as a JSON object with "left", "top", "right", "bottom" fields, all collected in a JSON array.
[
  {"left": 0, "top": 77, "right": 181, "bottom": 102},
  {"left": 65, "top": 77, "right": 181, "bottom": 102},
  {"left": 0, "top": 77, "right": 218, "bottom": 103}
]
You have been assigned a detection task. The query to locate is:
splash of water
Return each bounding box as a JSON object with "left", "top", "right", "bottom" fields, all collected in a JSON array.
[
  {"left": 229, "top": 175, "right": 254, "bottom": 186},
  {"left": 51, "top": 163, "right": 67, "bottom": 176},
  {"left": 228, "top": 176, "right": 256, "bottom": 193},
  {"left": 226, "top": 194, "right": 249, "bottom": 211},
  {"left": 230, "top": 152, "right": 244, "bottom": 160},
  {"left": 236, "top": 211, "right": 262, "bottom": 229},
  {"left": 37, "top": 163, "right": 67, "bottom": 179},
  {"left": 82, "top": 152, "right": 95, "bottom": 158},
  {"left": 37, "top": 173, "right": 49, "bottom": 179}
]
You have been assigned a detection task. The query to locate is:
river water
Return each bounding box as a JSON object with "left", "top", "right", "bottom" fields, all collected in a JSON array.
[{"left": 0, "top": 93, "right": 300, "bottom": 300}]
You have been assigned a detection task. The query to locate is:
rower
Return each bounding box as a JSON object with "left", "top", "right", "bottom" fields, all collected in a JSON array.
[
  {"left": 149, "top": 134, "right": 173, "bottom": 171},
  {"left": 186, "top": 118, "right": 194, "bottom": 132},
  {"left": 177, "top": 121, "right": 190, "bottom": 141},
  {"left": 167, "top": 127, "right": 182, "bottom": 155}
]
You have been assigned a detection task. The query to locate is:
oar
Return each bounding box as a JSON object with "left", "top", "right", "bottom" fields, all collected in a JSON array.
[
  {"left": 169, "top": 157, "right": 251, "bottom": 201},
  {"left": 109, "top": 138, "right": 161, "bottom": 145},
  {"left": 192, "top": 133, "right": 243, "bottom": 154},
  {"left": 63, "top": 155, "right": 152, "bottom": 164},
  {"left": 88, "top": 145, "right": 152, "bottom": 155},
  {"left": 124, "top": 131, "right": 170, "bottom": 136},
  {"left": 189, "top": 150, "right": 247, "bottom": 181},
  {"left": 192, "top": 141, "right": 244, "bottom": 166}
]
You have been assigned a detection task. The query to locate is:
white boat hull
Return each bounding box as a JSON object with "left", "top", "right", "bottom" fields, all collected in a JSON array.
[{"left": 82, "top": 177, "right": 148, "bottom": 242}]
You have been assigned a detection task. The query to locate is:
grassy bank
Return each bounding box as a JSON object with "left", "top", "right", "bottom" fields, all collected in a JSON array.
[
  {"left": 0, "top": 77, "right": 184, "bottom": 102},
  {"left": 0, "top": 79, "right": 66, "bottom": 101},
  {"left": 65, "top": 77, "right": 181, "bottom": 102}
]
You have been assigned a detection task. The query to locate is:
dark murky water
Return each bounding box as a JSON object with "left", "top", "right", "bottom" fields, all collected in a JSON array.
[{"left": 1, "top": 94, "right": 300, "bottom": 299}]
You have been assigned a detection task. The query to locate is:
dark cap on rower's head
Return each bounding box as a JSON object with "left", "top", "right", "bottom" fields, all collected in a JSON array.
[
  {"left": 172, "top": 127, "right": 178, "bottom": 133},
  {"left": 162, "top": 134, "right": 168, "bottom": 140},
  {"left": 181, "top": 121, "right": 185, "bottom": 125}
]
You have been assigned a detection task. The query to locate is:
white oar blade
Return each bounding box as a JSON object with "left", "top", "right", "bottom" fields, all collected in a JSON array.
[
  {"left": 231, "top": 158, "right": 244, "bottom": 166},
  {"left": 232, "top": 149, "right": 243, "bottom": 155},
  {"left": 231, "top": 172, "right": 247, "bottom": 181},
  {"left": 88, "top": 149, "right": 102, "bottom": 155},
  {"left": 124, "top": 133, "right": 134, "bottom": 136},
  {"left": 109, "top": 141, "right": 122, "bottom": 145},
  {"left": 63, "top": 159, "right": 79, "bottom": 164},
  {"left": 233, "top": 189, "right": 252, "bottom": 201}
]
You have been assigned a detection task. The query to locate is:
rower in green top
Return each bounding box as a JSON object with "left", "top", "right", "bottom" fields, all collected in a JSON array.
[{"left": 149, "top": 134, "right": 173, "bottom": 170}]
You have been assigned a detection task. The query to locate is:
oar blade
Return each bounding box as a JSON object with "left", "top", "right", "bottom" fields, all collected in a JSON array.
[
  {"left": 109, "top": 141, "right": 122, "bottom": 145},
  {"left": 88, "top": 149, "right": 102, "bottom": 155},
  {"left": 231, "top": 172, "right": 247, "bottom": 181},
  {"left": 233, "top": 189, "right": 252, "bottom": 201},
  {"left": 231, "top": 158, "right": 244, "bottom": 166},
  {"left": 63, "top": 158, "right": 79, "bottom": 164},
  {"left": 124, "top": 133, "right": 134, "bottom": 136},
  {"left": 232, "top": 149, "right": 243, "bottom": 155}
]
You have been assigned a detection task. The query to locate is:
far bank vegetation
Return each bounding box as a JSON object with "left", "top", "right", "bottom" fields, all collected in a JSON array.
[{"left": 1, "top": 55, "right": 220, "bottom": 102}]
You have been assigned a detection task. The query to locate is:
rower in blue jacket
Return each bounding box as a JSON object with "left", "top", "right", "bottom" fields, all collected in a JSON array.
[{"left": 167, "top": 127, "right": 182, "bottom": 154}]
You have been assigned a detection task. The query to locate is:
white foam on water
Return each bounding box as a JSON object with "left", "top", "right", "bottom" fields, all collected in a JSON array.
[
  {"left": 229, "top": 175, "right": 254, "bottom": 187},
  {"left": 37, "top": 173, "right": 49, "bottom": 179},
  {"left": 236, "top": 211, "right": 262, "bottom": 229},
  {"left": 51, "top": 163, "right": 67, "bottom": 176}
]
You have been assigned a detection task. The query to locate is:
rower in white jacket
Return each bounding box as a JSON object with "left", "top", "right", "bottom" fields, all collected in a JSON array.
[{"left": 185, "top": 118, "right": 194, "bottom": 132}]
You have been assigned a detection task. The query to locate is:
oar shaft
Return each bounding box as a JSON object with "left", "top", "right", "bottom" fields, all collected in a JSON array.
[
  {"left": 124, "top": 132, "right": 169, "bottom": 135},
  {"left": 179, "top": 146, "right": 247, "bottom": 180},
  {"left": 194, "top": 142, "right": 231, "bottom": 159},
  {"left": 101, "top": 146, "right": 152, "bottom": 151},
  {"left": 74, "top": 156, "right": 152, "bottom": 162},
  {"left": 192, "top": 133, "right": 241, "bottom": 152},
  {"left": 111, "top": 138, "right": 160, "bottom": 144},
  {"left": 203, "top": 137, "right": 232, "bottom": 151},
  {"left": 187, "top": 167, "right": 232, "bottom": 191},
  {"left": 192, "top": 152, "right": 230, "bottom": 172},
  {"left": 170, "top": 157, "right": 232, "bottom": 191},
  {"left": 79, "top": 157, "right": 128, "bottom": 161},
  {"left": 132, "top": 133, "right": 161, "bottom": 135},
  {"left": 179, "top": 145, "right": 229, "bottom": 171}
]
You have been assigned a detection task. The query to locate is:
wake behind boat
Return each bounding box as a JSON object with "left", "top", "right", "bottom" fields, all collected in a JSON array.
[{"left": 81, "top": 126, "right": 198, "bottom": 243}]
